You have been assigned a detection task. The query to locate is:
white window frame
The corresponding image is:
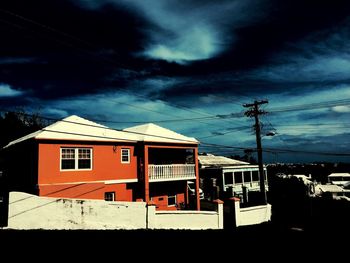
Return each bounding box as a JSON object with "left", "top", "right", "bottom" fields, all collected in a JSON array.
[
  {"left": 168, "top": 195, "right": 176, "bottom": 207},
  {"left": 121, "top": 148, "right": 130, "bottom": 164},
  {"left": 60, "top": 147, "right": 93, "bottom": 171}
]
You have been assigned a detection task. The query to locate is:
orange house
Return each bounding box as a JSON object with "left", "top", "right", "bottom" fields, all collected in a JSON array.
[{"left": 3, "top": 115, "right": 200, "bottom": 210}]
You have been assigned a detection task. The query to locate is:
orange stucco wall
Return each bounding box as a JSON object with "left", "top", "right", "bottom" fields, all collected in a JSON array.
[
  {"left": 151, "top": 193, "right": 185, "bottom": 210},
  {"left": 38, "top": 143, "right": 137, "bottom": 184},
  {"left": 149, "top": 181, "right": 187, "bottom": 210},
  {"left": 37, "top": 142, "right": 137, "bottom": 201},
  {"left": 39, "top": 182, "right": 133, "bottom": 201}
]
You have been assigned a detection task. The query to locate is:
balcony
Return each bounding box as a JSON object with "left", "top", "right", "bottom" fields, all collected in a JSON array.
[{"left": 148, "top": 164, "right": 196, "bottom": 182}]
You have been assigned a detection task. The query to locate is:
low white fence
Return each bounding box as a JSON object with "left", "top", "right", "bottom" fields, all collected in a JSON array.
[{"left": 4, "top": 192, "right": 223, "bottom": 230}]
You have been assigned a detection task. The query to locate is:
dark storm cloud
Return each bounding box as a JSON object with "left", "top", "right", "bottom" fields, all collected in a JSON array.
[
  {"left": 1, "top": 0, "right": 350, "bottom": 163},
  {"left": 2, "top": 0, "right": 350, "bottom": 103}
]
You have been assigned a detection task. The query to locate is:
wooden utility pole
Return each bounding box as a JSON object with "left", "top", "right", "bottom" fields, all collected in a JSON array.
[{"left": 243, "top": 100, "right": 268, "bottom": 204}]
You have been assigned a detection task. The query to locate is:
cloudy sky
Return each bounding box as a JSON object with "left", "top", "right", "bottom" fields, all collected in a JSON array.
[{"left": 1, "top": 0, "right": 350, "bottom": 163}]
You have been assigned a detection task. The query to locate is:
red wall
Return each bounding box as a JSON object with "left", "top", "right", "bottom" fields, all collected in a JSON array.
[
  {"left": 37, "top": 142, "right": 137, "bottom": 201},
  {"left": 149, "top": 181, "right": 187, "bottom": 210}
]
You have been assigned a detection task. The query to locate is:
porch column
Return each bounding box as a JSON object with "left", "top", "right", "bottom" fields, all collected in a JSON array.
[
  {"left": 144, "top": 145, "right": 150, "bottom": 203},
  {"left": 194, "top": 147, "right": 200, "bottom": 211}
]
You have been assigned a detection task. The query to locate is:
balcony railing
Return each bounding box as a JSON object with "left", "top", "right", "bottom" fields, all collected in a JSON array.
[{"left": 148, "top": 164, "right": 196, "bottom": 182}]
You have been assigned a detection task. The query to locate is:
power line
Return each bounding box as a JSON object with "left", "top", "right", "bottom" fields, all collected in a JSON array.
[
  {"left": 214, "top": 98, "right": 350, "bottom": 119},
  {"left": 3, "top": 108, "right": 350, "bottom": 157},
  {"left": 268, "top": 98, "right": 350, "bottom": 113}
]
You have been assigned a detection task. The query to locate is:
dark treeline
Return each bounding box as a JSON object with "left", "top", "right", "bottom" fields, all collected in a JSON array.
[
  {"left": 0, "top": 110, "right": 48, "bottom": 148},
  {"left": 0, "top": 110, "right": 49, "bottom": 170}
]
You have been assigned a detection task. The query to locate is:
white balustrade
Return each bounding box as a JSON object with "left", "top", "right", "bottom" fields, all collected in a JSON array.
[{"left": 148, "top": 164, "right": 196, "bottom": 182}]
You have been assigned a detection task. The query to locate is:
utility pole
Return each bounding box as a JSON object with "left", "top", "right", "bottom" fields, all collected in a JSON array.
[{"left": 243, "top": 100, "right": 268, "bottom": 204}]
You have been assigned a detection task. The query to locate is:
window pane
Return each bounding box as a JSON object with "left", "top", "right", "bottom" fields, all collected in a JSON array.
[
  {"left": 78, "top": 159, "right": 91, "bottom": 169},
  {"left": 62, "top": 160, "right": 75, "bottom": 170},
  {"left": 243, "top": 171, "right": 251, "bottom": 183},
  {"left": 224, "top": 172, "right": 233, "bottom": 184},
  {"left": 62, "top": 148, "right": 75, "bottom": 159},
  {"left": 234, "top": 172, "right": 243, "bottom": 184},
  {"left": 79, "top": 149, "right": 91, "bottom": 159},
  {"left": 252, "top": 171, "right": 259, "bottom": 181},
  {"left": 168, "top": 195, "right": 176, "bottom": 206}
]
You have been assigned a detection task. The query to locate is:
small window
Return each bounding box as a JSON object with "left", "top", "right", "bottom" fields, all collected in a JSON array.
[
  {"left": 121, "top": 148, "right": 130, "bottom": 163},
  {"left": 105, "top": 192, "right": 115, "bottom": 201},
  {"left": 168, "top": 195, "right": 176, "bottom": 206}
]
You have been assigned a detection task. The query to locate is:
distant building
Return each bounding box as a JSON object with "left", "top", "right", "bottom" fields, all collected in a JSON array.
[
  {"left": 328, "top": 173, "right": 350, "bottom": 186},
  {"left": 2, "top": 115, "right": 201, "bottom": 211},
  {"left": 315, "top": 184, "right": 350, "bottom": 200},
  {"left": 198, "top": 153, "right": 268, "bottom": 204}
]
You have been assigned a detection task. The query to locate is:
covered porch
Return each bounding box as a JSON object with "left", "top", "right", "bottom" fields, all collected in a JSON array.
[{"left": 143, "top": 145, "right": 200, "bottom": 210}]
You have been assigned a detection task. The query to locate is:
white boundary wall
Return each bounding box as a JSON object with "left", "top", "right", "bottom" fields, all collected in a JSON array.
[
  {"left": 6, "top": 192, "right": 147, "bottom": 230},
  {"left": 148, "top": 203, "right": 223, "bottom": 230},
  {"left": 4, "top": 192, "right": 223, "bottom": 230},
  {"left": 234, "top": 201, "right": 271, "bottom": 227}
]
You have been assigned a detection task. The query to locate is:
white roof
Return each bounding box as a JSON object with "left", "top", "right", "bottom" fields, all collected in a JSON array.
[
  {"left": 316, "top": 184, "right": 345, "bottom": 193},
  {"left": 328, "top": 173, "right": 350, "bottom": 177},
  {"left": 198, "top": 154, "right": 249, "bottom": 168},
  {"left": 4, "top": 115, "right": 139, "bottom": 148},
  {"left": 4, "top": 115, "right": 198, "bottom": 148},
  {"left": 123, "top": 123, "right": 198, "bottom": 144}
]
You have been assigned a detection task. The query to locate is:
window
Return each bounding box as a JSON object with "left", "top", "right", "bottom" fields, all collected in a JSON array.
[
  {"left": 168, "top": 195, "right": 176, "bottom": 206},
  {"left": 61, "top": 148, "right": 92, "bottom": 170},
  {"left": 252, "top": 171, "right": 259, "bottom": 181},
  {"left": 105, "top": 192, "right": 115, "bottom": 201},
  {"left": 224, "top": 172, "right": 233, "bottom": 185},
  {"left": 243, "top": 171, "right": 251, "bottom": 183},
  {"left": 78, "top": 148, "right": 91, "bottom": 169},
  {"left": 121, "top": 148, "right": 130, "bottom": 163},
  {"left": 234, "top": 172, "right": 243, "bottom": 184}
]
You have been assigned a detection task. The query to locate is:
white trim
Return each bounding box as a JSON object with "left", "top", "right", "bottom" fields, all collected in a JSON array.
[
  {"left": 104, "top": 179, "right": 138, "bottom": 184},
  {"left": 121, "top": 148, "right": 130, "bottom": 164},
  {"left": 39, "top": 178, "right": 138, "bottom": 186},
  {"left": 149, "top": 176, "right": 196, "bottom": 183}
]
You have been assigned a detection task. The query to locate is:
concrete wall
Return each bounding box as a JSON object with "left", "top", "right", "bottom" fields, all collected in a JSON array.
[
  {"left": 148, "top": 202, "right": 223, "bottom": 230},
  {"left": 6, "top": 192, "right": 147, "bottom": 229},
  {"left": 5, "top": 192, "right": 223, "bottom": 230},
  {"left": 235, "top": 202, "right": 271, "bottom": 227}
]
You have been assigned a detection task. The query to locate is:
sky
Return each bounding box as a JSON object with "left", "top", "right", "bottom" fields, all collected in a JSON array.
[{"left": 1, "top": 0, "right": 350, "bottom": 163}]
